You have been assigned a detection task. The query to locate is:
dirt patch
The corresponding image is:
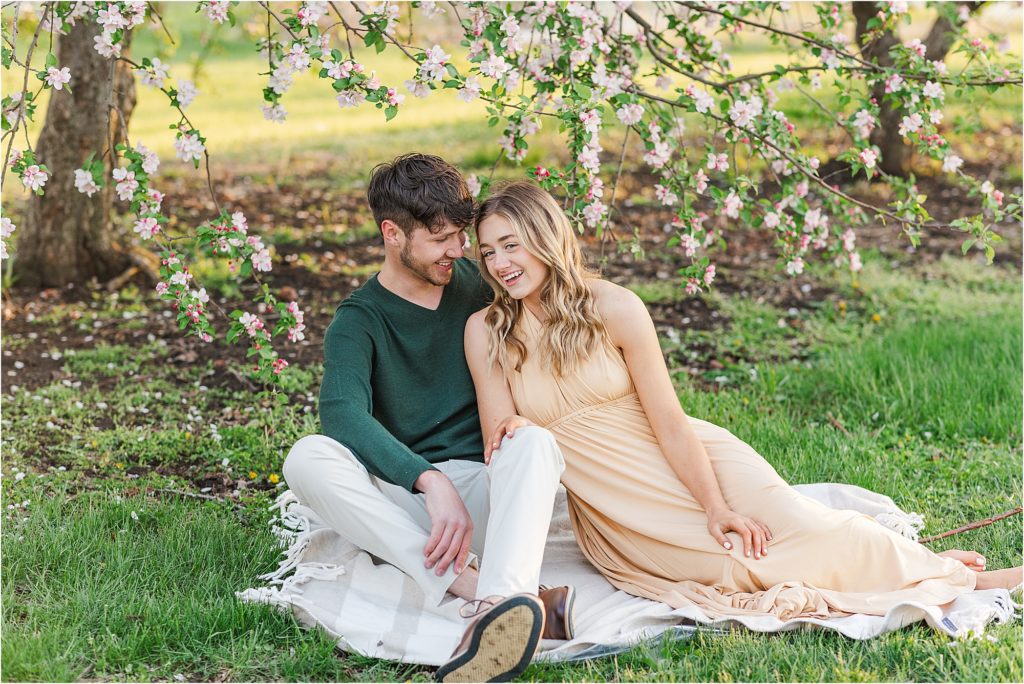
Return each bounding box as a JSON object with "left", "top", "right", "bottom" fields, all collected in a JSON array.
[{"left": 2, "top": 163, "right": 1020, "bottom": 398}]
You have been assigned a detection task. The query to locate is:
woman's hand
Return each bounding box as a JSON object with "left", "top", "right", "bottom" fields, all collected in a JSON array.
[
  {"left": 485, "top": 415, "right": 534, "bottom": 464},
  {"left": 707, "top": 508, "right": 773, "bottom": 560}
]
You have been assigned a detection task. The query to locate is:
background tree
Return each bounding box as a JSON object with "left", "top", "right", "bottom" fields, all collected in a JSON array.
[
  {"left": 853, "top": 1, "right": 982, "bottom": 176},
  {"left": 17, "top": 19, "right": 138, "bottom": 288}
]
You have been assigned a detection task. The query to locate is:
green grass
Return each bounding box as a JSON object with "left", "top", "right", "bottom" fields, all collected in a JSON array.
[{"left": 2, "top": 256, "right": 1021, "bottom": 681}]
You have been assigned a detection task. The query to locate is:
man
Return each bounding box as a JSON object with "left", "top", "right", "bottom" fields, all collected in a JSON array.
[{"left": 283, "top": 154, "right": 574, "bottom": 683}]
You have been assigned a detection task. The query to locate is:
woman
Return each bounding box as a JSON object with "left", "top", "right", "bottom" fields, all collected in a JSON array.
[{"left": 463, "top": 180, "right": 1021, "bottom": 621}]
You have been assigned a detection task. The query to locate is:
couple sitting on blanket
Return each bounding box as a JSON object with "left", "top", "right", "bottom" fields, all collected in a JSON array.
[{"left": 283, "top": 153, "right": 1021, "bottom": 683}]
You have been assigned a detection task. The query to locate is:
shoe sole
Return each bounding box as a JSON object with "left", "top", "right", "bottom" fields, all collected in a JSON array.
[
  {"left": 436, "top": 595, "right": 544, "bottom": 683},
  {"left": 563, "top": 586, "right": 577, "bottom": 641}
]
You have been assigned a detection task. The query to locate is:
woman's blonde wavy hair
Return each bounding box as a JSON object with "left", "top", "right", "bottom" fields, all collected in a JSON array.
[{"left": 473, "top": 180, "right": 606, "bottom": 377}]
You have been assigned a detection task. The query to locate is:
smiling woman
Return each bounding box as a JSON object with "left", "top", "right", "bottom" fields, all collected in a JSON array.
[{"left": 466, "top": 180, "right": 1023, "bottom": 624}]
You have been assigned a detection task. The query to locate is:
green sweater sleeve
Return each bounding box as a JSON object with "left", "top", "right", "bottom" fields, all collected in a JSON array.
[{"left": 318, "top": 308, "right": 437, "bottom": 491}]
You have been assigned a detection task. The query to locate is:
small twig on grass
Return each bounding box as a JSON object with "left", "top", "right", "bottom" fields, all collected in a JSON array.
[
  {"left": 826, "top": 413, "right": 850, "bottom": 435},
  {"left": 155, "top": 487, "right": 243, "bottom": 510},
  {"left": 918, "top": 507, "right": 1023, "bottom": 544}
]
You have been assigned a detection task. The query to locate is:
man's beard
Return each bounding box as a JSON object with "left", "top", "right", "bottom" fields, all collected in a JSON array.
[{"left": 399, "top": 241, "right": 452, "bottom": 287}]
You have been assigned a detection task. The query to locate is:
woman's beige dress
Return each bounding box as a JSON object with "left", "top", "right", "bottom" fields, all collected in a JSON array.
[{"left": 507, "top": 308, "right": 975, "bottom": 621}]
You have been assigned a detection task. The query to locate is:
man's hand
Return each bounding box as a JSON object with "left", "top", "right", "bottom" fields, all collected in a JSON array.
[{"left": 415, "top": 470, "right": 474, "bottom": 576}]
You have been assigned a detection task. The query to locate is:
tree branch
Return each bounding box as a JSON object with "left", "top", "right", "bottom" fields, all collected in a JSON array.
[{"left": 918, "top": 507, "right": 1022, "bottom": 544}]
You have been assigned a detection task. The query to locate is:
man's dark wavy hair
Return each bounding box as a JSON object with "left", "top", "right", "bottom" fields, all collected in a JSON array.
[{"left": 367, "top": 153, "right": 474, "bottom": 236}]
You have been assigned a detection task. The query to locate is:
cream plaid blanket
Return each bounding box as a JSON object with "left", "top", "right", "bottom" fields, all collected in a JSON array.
[{"left": 237, "top": 484, "right": 1017, "bottom": 665}]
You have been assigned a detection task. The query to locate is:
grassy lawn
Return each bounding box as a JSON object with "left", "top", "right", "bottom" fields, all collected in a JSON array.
[{"left": 2, "top": 253, "right": 1021, "bottom": 682}]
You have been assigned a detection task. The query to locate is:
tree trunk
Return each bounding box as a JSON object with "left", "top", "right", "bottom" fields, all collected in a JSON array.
[
  {"left": 852, "top": 2, "right": 910, "bottom": 177},
  {"left": 852, "top": 2, "right": 980, "bottom": 178},
  {"left": 14, "top": 21, "right": 136, "bottom": 289}
]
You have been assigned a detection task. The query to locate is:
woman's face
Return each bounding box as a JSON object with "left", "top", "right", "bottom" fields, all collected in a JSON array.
[{"left": 478, "top": 213, "right": 550, "bottom": 305}]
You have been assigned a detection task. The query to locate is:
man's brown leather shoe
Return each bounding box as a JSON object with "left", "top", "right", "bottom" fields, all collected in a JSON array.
[
  {"left": 538, "top": 585, "right": 576, "bottom": 641},
  {"left": 435, "top": 593, "right": 545, "bottom": 682}
]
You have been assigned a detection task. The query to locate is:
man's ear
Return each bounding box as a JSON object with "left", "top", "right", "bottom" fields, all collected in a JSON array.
[{"left": 380, "top": 219, "right": 403, "bottom": 247}]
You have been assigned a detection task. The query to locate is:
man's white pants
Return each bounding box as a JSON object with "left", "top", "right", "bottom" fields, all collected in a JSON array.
[{"left": 283, "top": 426, "right": 565, "bottom": 606}]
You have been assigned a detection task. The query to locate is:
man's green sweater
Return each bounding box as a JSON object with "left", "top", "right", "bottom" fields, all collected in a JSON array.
[{"left": 318, "top": 258, "right": 492, "bottom": 491}]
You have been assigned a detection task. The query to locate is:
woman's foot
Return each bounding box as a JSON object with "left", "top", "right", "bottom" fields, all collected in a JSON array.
[
  {"left": 938, "top": 549, "right": 987, "bottom": 572},
  {"left": 975, "top": 566, "right": 1024, "bottom": 591}
]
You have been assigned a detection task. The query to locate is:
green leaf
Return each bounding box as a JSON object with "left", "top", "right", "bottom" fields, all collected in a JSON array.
[
  {"left": 961, "top": 238, "right": 975, "bottom": 255},
  {"left": 384, "top": 105, "right": 398, "bottom": 122},
  {"left": 44, "top": 53, "right": 57, "bottom": 68}
]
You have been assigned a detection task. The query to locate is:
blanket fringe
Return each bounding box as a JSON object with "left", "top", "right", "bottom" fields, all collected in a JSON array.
[
  {"left": 237, "top": 490, "right": 346, "bottom": 609},
  {"left": 949, "top": 589, "right": 1019, "bottom": 639},
  {"left": 875, "top": 510, "right": 925, "bottom": 541}
]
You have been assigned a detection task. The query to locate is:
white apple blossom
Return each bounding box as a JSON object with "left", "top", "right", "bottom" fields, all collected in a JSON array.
[
  {"left": 898, "top": 113, "right": 923, "bottom": 136},
  {"left": 859, "top": 148, "right": 878, "bottom": 169},
  {"left": 616, "top": 104, "right": 643, "bottom": 126},
  {"left": 851, "top": 109, "right": 875, "bottom": 138},
  {"left": 44, "top": 66, "right": 71, "bottom": 91},
  {"left": 643, "top": 140, "right": 670, "bottom": 169},
  {"left": 176, "top": 79, "right": 199, "bottom": 109},
  {"left": 174, "top": 133, "right": 205, "bottom": 163},
  {"left": 0, "top": 217, "right": 14, "bottom": 260},
  {"left": 262, "top": 104, "right": 287, "bottom": 123},
  {"left": 336, "top": 90, "right": 366, "bottom": 108},
  {"left": 457, "top": 77, "right": 481, "bottom": 102},
  {"left": 298, "top": 1, "right": 328, "bottom": 26},
  {"left": 785, "top": 256, "right": 805, "bottom": 276},
  {"left": 112, "top": 167, "right": 138, "bottom": 201},
  {"left": 404, "top": 80, "right": 430, "bottom": 98},
  {"left": 74, "top": 169, "right": 99, "bottom": 196},
  {"left": 137, "top": 58, "right": 169, "bottom": 89},
  {"left": 723, "top": 192, "right": 742, "bottom": 219},
  {"left": 135, "top": 143, "right": 160, "bottom": 175},
  {"left": 655, "top": 184, "right": 678, "bottom": 206},
  {"left": 480, "top": 53, "right": 511, "bottom": 80},
  {"left": 922, "top": 81, "right": 944, "bottom": 101},
  {"left": 93, "top": 31, "right": 121, "bottom": 58},
  {"left": 420, "top": 45, "right": 451, "bottom": 82},
  {"left": 269, "top": 64, "right": 295, "bottom": 95},
  {"left": 942, "top": 154, "right": 963, "bottom": 173},
  {"left": 466, "top": 175, "right": 482, "bottom": 198}
]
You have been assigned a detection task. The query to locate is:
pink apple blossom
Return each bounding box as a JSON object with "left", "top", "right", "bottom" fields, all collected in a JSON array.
[
  {"left": 252, "top": 248, "right": 272, "bottom": 272},
  {"left": 859, "top": 148, "right": 878, "bottom": 169},
  {"left": 694, "top": 169, "right": 709, "bottom": 193},
  {"left": 206, "top": 1, "right": 229, "bottom": 24},
  {"left": 133, "top": 217, "right": 159, "bottom": 240},
  {"left": 703, "top": 264, "right": 716, "bottom": 286},
  {"left": 22, "top": 165, "right": 48, "bottom": 192}
]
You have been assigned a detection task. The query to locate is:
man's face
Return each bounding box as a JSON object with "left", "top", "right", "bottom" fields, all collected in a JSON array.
[{"left": 397, "top": 222, "right": 468, "bottom": 287}]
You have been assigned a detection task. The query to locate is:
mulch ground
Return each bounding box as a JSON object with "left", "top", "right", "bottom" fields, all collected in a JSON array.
[{"left": 2, "top": 161, "right": 1020, "bottom": 401}]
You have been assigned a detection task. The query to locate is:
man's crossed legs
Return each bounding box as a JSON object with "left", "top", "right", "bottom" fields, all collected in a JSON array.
[{"left": 283, "top": 426, "right": 567, "bottom": 681}]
